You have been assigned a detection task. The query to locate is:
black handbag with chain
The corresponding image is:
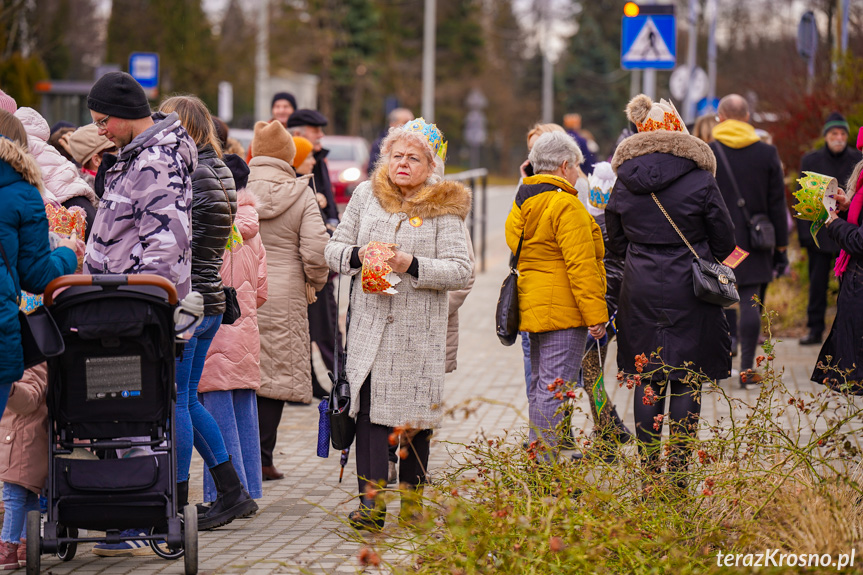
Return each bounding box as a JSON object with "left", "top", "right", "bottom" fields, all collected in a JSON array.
[
  {"left": 495, "top": 233, "right": 524, "bottom": 346},
  {"left": 651, "top": 193, "right": 740, "bottom": 308},
  {"left": 0, "top": 242, "right": 65, "bottom": 368}
]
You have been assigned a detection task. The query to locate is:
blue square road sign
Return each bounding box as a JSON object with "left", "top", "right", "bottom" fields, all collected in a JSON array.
[
  {"left": 621, "top": 14, "right": 676, "bottom": 70},
  {"left": 129, "top": 52, "right": 160, "bottom": 89}
]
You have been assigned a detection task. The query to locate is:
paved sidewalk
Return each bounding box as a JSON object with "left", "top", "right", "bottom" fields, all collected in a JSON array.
[{"left": 39, "top": 185, "right": 826, "bottom": 574}]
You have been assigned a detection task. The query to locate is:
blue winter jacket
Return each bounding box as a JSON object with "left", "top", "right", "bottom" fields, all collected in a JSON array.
[{"left": 0, "top": 136, "right": 77, "bottom": 386}]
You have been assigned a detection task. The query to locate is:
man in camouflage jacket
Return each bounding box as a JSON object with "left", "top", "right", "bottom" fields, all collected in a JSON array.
[{"left": 83, "top": 72, "right": 197, "bottom": 297}]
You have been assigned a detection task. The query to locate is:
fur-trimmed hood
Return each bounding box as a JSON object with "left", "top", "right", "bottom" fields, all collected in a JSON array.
[
  {"left": 612, "top": 130, "right": 716, "bottom": 176},
  {"left": 372, "top": 166, "right": 471, "bottom": 221},
  {"left": 0, "top": 136, "right": 44, "bottom": 193}
]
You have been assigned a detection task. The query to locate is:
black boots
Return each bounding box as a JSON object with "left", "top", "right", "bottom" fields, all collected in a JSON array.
[
  {"left": 176, "top": 480, "right": 189, "bottom": 510},
  {"left": 603, "top": 406, "right": 634, "bottom": 444},
  {"left": 198, "top": 458, "right": 258, "bottom": 530},
  {"left": 349, "top": 496, "right": 385, "bottom": 532}
]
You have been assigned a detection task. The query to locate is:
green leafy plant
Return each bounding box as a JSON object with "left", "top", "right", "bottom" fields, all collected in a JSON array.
[{"left": 352, "top": 308, "right": 863, "bottom": 573}]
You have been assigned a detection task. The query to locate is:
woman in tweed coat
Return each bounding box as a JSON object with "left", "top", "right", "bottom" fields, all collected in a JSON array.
[{"left": 325, "top": 119, "right": 472, "bottom": 530}]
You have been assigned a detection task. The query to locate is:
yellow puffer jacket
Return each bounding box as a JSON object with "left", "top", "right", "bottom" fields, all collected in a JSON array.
[{"left": 505, "top": 174, "right": 608, "bottom": 333}]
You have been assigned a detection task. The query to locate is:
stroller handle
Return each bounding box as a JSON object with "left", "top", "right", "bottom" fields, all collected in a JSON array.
[{"left": 44, "top": 274, "right": 179, "bottom": 306}]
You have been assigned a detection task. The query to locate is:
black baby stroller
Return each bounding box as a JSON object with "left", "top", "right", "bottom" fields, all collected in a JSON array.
[{"left": 26, "top": 274, "right": 202, "bottom": 575}]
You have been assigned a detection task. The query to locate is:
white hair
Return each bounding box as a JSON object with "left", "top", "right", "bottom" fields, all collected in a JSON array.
[{"left": 528, "top": 131, "right": 583, "bottom": 174}]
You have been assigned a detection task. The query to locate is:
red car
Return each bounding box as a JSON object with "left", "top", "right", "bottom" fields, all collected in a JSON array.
[{"left": 321, "top": 135, "right": 370, "bottom": 204}]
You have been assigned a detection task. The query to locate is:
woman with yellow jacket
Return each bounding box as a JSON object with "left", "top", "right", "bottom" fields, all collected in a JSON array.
[{"left": 505, "top": 131, "right": 608, "bottom": 458}]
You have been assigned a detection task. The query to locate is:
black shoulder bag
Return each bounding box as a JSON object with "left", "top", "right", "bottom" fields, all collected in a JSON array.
[
  {"left": 327, "top": 256, "right": 356, "bottom": 450},
  {"left": 0, "top": 242, "right": 65, "bottom": 368},
  {"left": 714, "top": 143, "right": 776, "bottom": 251},
  {"left": 651, "top": 193, "right": 740, "bottom": 308},
  {"left": 495, "top": 233, "right": 524, "bottom": 346}
]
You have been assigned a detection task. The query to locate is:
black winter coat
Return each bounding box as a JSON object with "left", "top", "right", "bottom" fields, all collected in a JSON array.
[
  {"left": 607, "top": 132, "right": 736, "bottom": 381},
  {"left": 812, "top": 208, "right": 863, "bottom": 393},
  {"left": 710, "top": 140, "right": 788, "bottom": 286},
  {"left": 313, "top": 148, "right": 339, "bottom": 224},
  {"left": 191, "top": 146, "right": 237, "bottom": 315},
  {"left": 593, "top": 212, "right": 624, "bottom": 317},
  {"left": 795, "top": 145, "right": 862, "bottom": 252}
]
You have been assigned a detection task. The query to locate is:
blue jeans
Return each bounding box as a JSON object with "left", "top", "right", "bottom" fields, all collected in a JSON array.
[
  {"left": 175, "top": 314, "right": 229, "bottom": 482},
  {"left": 521, "top": 331, "right": 531, "bottom": 393},
  {"left": 2, "top": 483, "right": 38, "bottom": 543},
  {"left": 199, "top": 389, "right": 262, "bottom": 502}
]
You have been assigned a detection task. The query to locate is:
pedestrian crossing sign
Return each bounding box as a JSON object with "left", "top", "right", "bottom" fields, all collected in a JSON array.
[{"left": 621, "top": 14, "right": 676, "bottom": 70}]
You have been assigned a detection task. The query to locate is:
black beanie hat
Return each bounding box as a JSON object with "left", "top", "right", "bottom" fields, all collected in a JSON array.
[
  {"left": 223, "top": 153, "right": 250, "bottom": 190},
  {"left": 823, "top": 111, "right": 850, "bottom": 136},
  {"left": 87, "top": 72, "right": 152, "bottom": 119},
  {"left": 271, "top": 92, "right": 297, "bottom": 111}
]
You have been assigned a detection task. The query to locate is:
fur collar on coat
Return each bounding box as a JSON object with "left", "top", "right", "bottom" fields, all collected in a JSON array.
[
  {"left": 371, "top": 167, "right": 472, "bottom": 221},
  {"left": 0, "top": 136, "right": 45, "bottom": 193},
  {"left": 612, "top": 130, "right": 717, "bottom": 176}
]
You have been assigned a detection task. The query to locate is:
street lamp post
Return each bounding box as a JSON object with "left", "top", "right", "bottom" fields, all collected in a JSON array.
[{"left": 422, "top": 0, "right": 436, "bottom": 122}]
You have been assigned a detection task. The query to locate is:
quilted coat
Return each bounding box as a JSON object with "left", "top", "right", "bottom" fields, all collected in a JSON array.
[
  {"left": 200, "top": 189, "right": 268, "bottom": 393},
  {"left": 325, "top": 168, "right": 472, "bottom": 429},
  {"left": 248, "top": 156, "right": 329, "bottom": 403},
  {"left": 190, "top": 145, "right": 237, "bottom": 316},
  {"left": 606, "top": 129, "right": 736, "bottom": 381},
  {"left": 0, "top": 364, "right": 48, "bottom": 493},
  {"left": 0, "top": 137, "right": 77, "bottom": 387},
  {"left": 505, "top": 173, "right": 608, "bottom": 333}
]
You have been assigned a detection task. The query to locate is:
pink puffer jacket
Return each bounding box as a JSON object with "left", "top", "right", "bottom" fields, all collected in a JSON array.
[
  {"left": 199, "top": 189, "right": 268, "bottom": 392},
  {"left": 14, "top": 107, "right": 97, "bottom": 207}
]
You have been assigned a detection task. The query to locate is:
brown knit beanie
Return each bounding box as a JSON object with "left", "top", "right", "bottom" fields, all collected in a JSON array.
[{"left": 252, "top": 120, "right": 295, "bottom": 165}]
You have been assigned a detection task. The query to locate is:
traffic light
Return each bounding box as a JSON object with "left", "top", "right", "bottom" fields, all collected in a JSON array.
[{"left": 623, "top": 3, "right": 675, "bottom": 17}]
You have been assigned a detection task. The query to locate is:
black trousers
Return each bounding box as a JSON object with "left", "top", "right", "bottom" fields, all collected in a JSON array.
[
  {"left": 257, "top": 395, "right": 284, "bottom": 467},
  {"left": 308, "top": 279, "right": 342, "bottom": 374},
  {"left": 633, "top": 378, "right": 701, "bottom": 468},
  {"left": 806, "top": 247, "right": 836, "bottom": 335},
  {"left": 738, "top": 284, "right": 766, "bottom": 372},
  {"left": 355, "top": 376, "right": 431, "bottom": 497}
]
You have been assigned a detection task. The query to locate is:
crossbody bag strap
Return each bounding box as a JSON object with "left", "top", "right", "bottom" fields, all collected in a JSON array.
[
  {"left": 714, "top": 143, "right": 753, "bottom": 225},
  {"left": 333, "top": 246, "right": 354, "bottom": 379},
  {"left": 510, "top": 233, "right": 524, "bottom": 271},
  {"left": 0, "top": 241, "right": 21, "bottom": 303},
  {"left": 650, "top": 193, "right": 700, "bottom": 260}
]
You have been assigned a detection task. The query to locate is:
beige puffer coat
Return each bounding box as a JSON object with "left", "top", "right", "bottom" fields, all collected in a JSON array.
[
  {"left": 247, "top": 156, "right": 329, "bottom": 403},
  {"left": 445, "top": 229, "right": 475, "bottom": 373},
  {"left": 0, "top": 364, "right": 48, "bottom": 494}
]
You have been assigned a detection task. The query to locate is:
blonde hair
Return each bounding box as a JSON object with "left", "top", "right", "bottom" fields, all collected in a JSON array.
[
  {"left": 159, "top": 95, "right": 222, "bottom": 157},
  {"left": 526, "top": 123, "right": 565, "bottom": 150},
  {"left": 693, "top": 114, "right": 718, "bottom": 144},
  {"left": 0, "top": 110, "right": 28, "bottom": 149},
  {"left": 375, "top": 127, "right": 440, "bottom": 184}
]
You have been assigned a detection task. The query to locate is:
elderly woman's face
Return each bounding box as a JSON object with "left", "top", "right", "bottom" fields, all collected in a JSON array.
[{"left": 388, "top": 139, "right": 432, "bottom": 194}]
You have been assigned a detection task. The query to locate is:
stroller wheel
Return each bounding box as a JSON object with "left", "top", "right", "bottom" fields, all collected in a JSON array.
[
  {"left": 56, "top": 525, "right": 78, "bottom": 561},
  {"left": 25, "top": 511, "right": 40, "bottom": 575},
  {"left": 149, "top": 526, "right": 184, "bottom": 560},
  {"left": 183, "top": 505, "right": 198, "bottom": 575}
]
